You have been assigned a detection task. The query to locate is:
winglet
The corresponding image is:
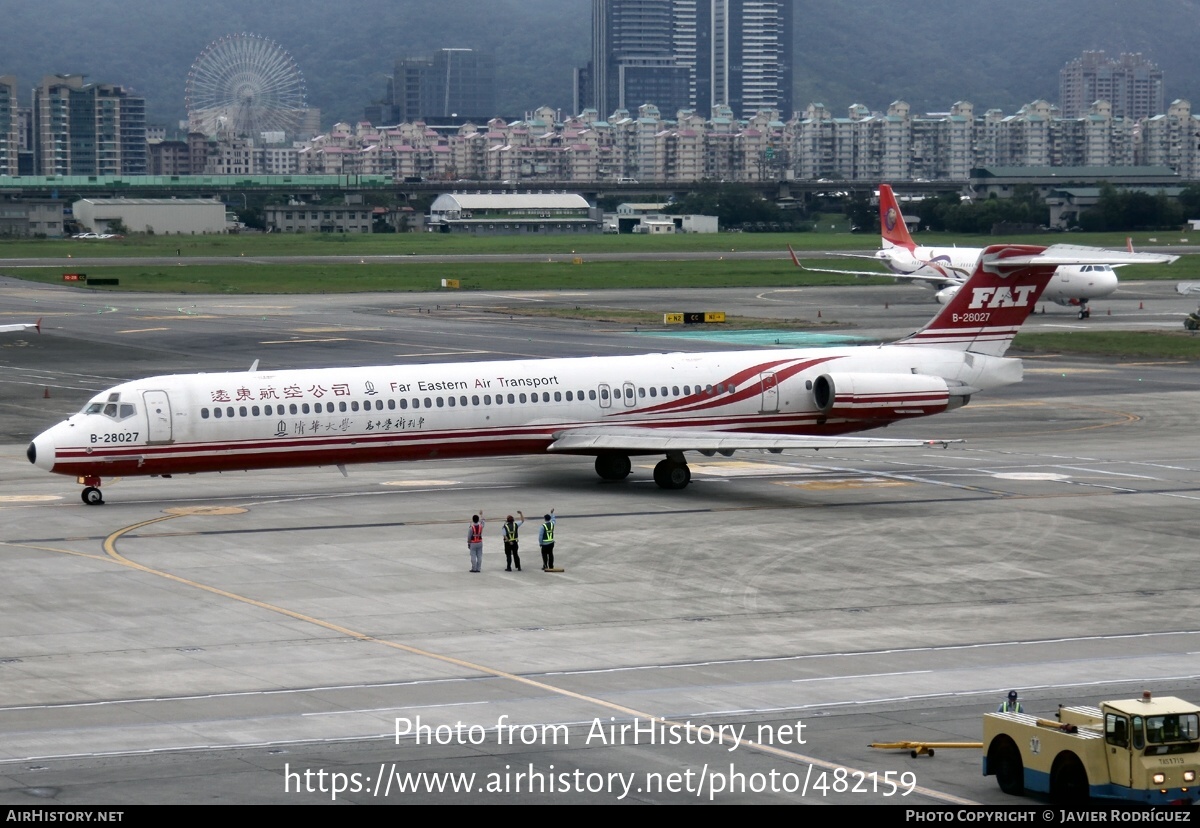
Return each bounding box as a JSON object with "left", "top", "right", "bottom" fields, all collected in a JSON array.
[
  {"left": 34, "top": 318, "right": 41, "bottom": 334},
  {"left": 786, "top": 243, "right": 801, "bottom": 268}
]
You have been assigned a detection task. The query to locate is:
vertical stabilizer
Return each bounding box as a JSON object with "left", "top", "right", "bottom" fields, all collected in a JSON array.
[
  {"left": 897, "top": 244, "right": 1059, "bottom": 357},
  {"left": 880, "top": 184, "right": 917, "bottom": 251}
]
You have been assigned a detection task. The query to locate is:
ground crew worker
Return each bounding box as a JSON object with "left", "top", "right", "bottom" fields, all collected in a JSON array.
[
  {"left": 998, "top": 690, "right": 1023, "bottom": 713},
  {"left": 539, "top": 509, "right": 556, "bottom": 571},
  {"left": 503, "top": 511, "right": 523, "bottom": 571},
  {"left": 467, "top": 510, "right": 485, "bottom": 572}
]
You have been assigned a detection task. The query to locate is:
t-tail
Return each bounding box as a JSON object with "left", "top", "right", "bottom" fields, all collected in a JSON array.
[
  {"left": 897, "top": 244, "right": 1060, "bottom": 357},
  {"left": 879, "top": 184, "right": 917, "bottom": 252}
]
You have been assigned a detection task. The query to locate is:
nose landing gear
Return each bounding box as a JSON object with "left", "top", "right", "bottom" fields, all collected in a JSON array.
[{"left": 79, "top": 476, "right": 105, "bottom": 505}]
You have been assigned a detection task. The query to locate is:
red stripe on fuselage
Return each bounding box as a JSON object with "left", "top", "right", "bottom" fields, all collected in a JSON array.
[{"left": 47, "top": 409, "right": 896, "bottom": 477}]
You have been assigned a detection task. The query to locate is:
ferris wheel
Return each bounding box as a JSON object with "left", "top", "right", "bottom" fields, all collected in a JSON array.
[{"left": 185, "top": 33, "right": 307, "bottom": 139}]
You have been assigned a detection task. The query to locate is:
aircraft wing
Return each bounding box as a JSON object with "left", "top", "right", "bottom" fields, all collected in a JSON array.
[
  {"left": 1020, "top": 244, "right": 1179, "bottom": 266},
  {"left": 0, "top": 319, "right": 39, "bottom": 333},
  {"left": 787, "top": 244, "right": 959, "bottom": 287},
  {"left": 547, "top": 426, "right": 955, "bottom": 454}
]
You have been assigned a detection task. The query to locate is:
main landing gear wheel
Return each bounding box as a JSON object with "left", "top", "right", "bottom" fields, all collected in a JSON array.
[
  {"left": 81, "top": 486, "right": 104, "bottom": 505},
  {"left": 595, "top": 454, "right": 632, "bottom": 481},
  {"left": 653, "top": 459, "right": 691, "bottom": 490},
  {"left": 1078, "top": 305, "right": 1091, "bottom": 319}
]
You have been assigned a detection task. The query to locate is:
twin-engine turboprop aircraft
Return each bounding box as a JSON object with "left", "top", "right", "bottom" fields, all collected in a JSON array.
[
  {"left": 27, "top": 244, "right": 1161, "bottom": 504},
  {"left": 790, "top": 184, "right": 1177, "bottom": 318}
]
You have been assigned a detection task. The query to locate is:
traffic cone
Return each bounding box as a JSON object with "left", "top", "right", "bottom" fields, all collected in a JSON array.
[
  {"left": 1139, "top": 301, "right": 1144, "bottom": 310},
  {"left": 44, "top": 387, "right": 50, "bottom": 398},
  {"left": 817, "top": 309, "right": 822, "bottom": 318}
]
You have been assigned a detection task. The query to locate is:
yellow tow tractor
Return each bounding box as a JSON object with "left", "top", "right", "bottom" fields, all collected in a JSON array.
[{"left": 872, "top": 691, "right": 1200, "bottom": 805}]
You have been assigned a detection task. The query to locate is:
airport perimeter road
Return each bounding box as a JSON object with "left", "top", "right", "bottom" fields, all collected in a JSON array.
[{"left": 0, "top": 279, "right": 1198, "bottom": 805}]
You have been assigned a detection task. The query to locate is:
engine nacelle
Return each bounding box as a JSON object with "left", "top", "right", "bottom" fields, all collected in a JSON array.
[
  {"left": 813, "top": 372, "right": 951, "bottom": 421},
  {"left": 935, "top": 284, "right": 961, "bottom": 304}
]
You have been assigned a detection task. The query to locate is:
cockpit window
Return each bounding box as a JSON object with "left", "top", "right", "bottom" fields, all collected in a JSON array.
[{"left": 85, "top": 399, "right": 137, "bottom": 422}]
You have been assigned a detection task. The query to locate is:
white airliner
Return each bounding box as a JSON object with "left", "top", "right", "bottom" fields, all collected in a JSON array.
[
  {"left": 0, "top": 319, "right": 40, "bottom": 333},
  {"left": 27, "top": 244, "right": 1161, "bottom": 505},
  {"left": 789, "top": 184, "right": 1177, "bottom": 318}
]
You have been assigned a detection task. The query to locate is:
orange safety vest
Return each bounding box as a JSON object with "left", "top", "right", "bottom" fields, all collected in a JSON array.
[{"left": 469, "top": 523, "right": 483, "bottom": 543}]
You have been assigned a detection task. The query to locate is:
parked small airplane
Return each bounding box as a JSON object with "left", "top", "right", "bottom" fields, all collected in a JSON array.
[
  {"left": 0, "top": 319, "right": 40, "bottom": 333},
  {"left": 27, "top": 244, "right": 1165, "bottom": 504},
  {"left": 789, "top": 184, "right": 1177, "bottom": 318}
]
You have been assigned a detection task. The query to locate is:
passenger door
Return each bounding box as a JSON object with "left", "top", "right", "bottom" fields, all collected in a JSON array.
[{"left": 143, "top": 390, "right": 173, "bottom": 444}]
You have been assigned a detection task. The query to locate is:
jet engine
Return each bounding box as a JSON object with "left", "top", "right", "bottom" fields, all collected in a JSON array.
[{"left": 813, "top": 372, "right": 951, "bottom": 421}]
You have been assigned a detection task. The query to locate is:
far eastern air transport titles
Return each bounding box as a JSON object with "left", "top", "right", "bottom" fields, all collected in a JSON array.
[{"left": 27, "top": 244, "right": 1169, "bottom": 504}]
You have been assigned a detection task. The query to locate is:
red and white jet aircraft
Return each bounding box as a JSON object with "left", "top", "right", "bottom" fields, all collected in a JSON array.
[
  {"left": 790, "top": 184, "right": 1177, "bottom": 318},
  {"left": 27, "top": 245, "right": 1157, "bottom": 505},
  {"left": 0, "top": 319, "right": 40, "bottom": 333}
]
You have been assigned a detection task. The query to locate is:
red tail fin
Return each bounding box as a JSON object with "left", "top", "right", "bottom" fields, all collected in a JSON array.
[
  {"left": 786, "top": 243, "right": 801, "bottom": 267},
  {"left": 898, "top": 245, "right": 1058, "bottom": 357},
  {"left": 879, "top": 184, "right": 916, "bottom": 251}
]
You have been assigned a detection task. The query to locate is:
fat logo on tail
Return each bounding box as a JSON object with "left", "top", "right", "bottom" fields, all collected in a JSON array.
[{"left": 898, "top": 244, "right": 1059, "bottom": 357}]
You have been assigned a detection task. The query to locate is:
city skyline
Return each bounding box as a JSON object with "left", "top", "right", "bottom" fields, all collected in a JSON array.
[{"left": 0, "top": 0, "right": 1195, "bottom": 131}]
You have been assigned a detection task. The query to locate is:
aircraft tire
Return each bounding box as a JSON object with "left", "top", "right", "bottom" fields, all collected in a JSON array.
[
  {"left": 81, "top": 487, "right": 104, "bottom": 506},
  {"left": 653, "top": 459, "right": 691, "bottom": 490},
  {"left": 595, "top": 454, "right": 632, "bottom": 481}
]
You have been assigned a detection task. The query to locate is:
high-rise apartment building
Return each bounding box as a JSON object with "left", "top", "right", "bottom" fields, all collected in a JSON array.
[
  {"left": 0, "top": 76, "right": 18, "bottom": 176},
  {"left": 32, "top": 75, "right": 146, "bottom": 176},
  {"left": 578, "top": 1, "right": 793, "bottom": 120},
  {"left": 579, "top": 0, "right": 691, "bottom": 117},
  {"left": 714, "top": 0, "right": 793, "bottom": 119},
  {"left": 375, "top": 49, "right": 497, "bottom": 124},
  {"left": 1059, "top": 51, "right": 1164, "bottom": 120}
]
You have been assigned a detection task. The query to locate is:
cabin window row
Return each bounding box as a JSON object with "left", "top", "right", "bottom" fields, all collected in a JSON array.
[{"left": 197, "top": 383, "right": 735, "bottom": 420}]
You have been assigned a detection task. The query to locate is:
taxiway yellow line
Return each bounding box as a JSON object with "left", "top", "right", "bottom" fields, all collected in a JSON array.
[{"left": 94, "top": 510, "right": 977, "bottom": 805}]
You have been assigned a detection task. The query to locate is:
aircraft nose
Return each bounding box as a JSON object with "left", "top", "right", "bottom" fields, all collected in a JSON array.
[{"left": 27, "top": 430, "right": 56, "bottom": 471}]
